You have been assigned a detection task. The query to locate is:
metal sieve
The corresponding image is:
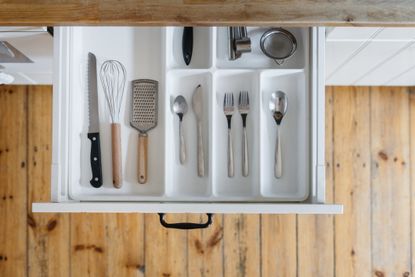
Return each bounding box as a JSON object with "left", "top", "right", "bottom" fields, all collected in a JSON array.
[{"left": 260, "top": 28, "right": 297, "bottom": 65}]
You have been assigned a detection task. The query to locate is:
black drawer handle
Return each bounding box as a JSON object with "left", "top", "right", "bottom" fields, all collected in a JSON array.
[{"left": 158, "top": 213, "right": 213, "bottom": 230}]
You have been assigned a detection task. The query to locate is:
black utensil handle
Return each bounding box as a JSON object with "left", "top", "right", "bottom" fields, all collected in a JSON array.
[
  {"left": 182, "top": 27, "right": 193, "bottom": 66},
  {"left": 158, "top": 213, "right": 213, "bottom": 230},
  {"left": 88, "top": 132, "right": 103, "bottom": 188}
]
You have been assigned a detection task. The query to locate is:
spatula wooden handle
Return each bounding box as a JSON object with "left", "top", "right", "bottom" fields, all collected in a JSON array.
[
  {"left": 111, "top": 123, "right": 122, "bottom": 188},
  {"left": 138, "top": 133, "right": 148, "bottom": 184}
]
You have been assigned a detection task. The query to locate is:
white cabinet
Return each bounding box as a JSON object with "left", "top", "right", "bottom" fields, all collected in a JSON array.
[
  {"left": 0, "top": 27, "right": 52, "bottom": 84},
  {"left": 32, "top": 27, "right": 342, "bottom": 215},
  {"left": 326, "top": 27, "right": 415, "bottom": 86}
]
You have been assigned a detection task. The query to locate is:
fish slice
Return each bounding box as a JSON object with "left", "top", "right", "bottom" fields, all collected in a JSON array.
[{"left": 131, "top": 79, "right": 158, "bottom": 184}]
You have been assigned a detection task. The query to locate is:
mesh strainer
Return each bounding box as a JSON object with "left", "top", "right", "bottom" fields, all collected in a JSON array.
[{"left": 260, "top": 28, "right": 297, "bottom": 65}]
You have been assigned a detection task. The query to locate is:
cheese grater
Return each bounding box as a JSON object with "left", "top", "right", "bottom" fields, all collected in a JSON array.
[{"left": 130, "top": 79, "right": 158, "bottom": 184}]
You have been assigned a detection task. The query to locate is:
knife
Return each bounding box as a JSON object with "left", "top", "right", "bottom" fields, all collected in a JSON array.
[
  {"left": 192, "top": 84, "right": 205, "bottom": 177},
  {"left": 87, "top": 52, "right": 103, "bottom": 188},
  {"left": 182, "top": 27, "right": 193, "bottom": 66}
]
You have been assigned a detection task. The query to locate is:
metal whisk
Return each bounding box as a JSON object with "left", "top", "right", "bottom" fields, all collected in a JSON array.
[{"left": 100, "top": 60, "right": 126, "bottom": 188}]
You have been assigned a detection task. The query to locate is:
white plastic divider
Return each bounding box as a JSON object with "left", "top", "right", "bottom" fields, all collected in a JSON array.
[
  {"left": 68, "top": 27, "right": 167, "bottom": 201},
  {"left": 48, "top": 26, "right": 322, "bottom": 203},
  {"left": 216, "top": 27, "right": 308, "bottom": 69},
  {"left": 166, "top": 27, "right": 213, "bottom": 69},
  {"left": 211, "top": 70, "right": 260, "bottom": 198},
  {"left": 165, "top": 70, "right": 212, "bottom": 197},
  {"left": 259, "top": 70, "right": 309, "bottom": 200}
]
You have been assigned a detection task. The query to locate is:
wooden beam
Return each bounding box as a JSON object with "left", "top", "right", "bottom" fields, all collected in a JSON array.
[{"left": 0, "top": 1, "right": 414, "bottom": 26}]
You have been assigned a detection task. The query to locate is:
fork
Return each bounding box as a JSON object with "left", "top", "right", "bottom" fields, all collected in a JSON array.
[
  {"left": 238, "top": 91, "right": 249, "bottom": 177},
  {"left": 223, "top": 92, "right": 234, "bottom": 177}
]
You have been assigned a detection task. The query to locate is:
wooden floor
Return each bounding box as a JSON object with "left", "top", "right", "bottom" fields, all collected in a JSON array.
[{"left": 0, "top": 85, "right": 414, "bottom": 276}]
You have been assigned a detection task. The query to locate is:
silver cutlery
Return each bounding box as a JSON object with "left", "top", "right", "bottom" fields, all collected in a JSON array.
[
  {"left": 192, "top": 85, "right": 205, "bottom": 177},
  {"left": 223, "top": 92, "right": 235, "bottom": 177},
  {"left": 270, "top": 91, "right": 288, "bottom": 178},
  {"left": 173, "top": 95, "right": 188, "bottom": 164},
  {"left": 238, "top": 91, "right": 249, "bottom": 177}
]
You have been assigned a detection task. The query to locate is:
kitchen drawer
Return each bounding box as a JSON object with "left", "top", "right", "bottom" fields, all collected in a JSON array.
[{"left": 33, "top": 26, "right": 342, "bottom": 214}]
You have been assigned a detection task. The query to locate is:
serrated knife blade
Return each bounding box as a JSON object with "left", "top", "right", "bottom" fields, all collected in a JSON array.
[{"left": 87, "top": 52, "right": 102, "bottom": 188}]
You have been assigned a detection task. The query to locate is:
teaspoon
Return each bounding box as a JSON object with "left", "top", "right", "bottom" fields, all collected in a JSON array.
[{"left": 173, "top": 95, "right": 188, "bottom": 164}]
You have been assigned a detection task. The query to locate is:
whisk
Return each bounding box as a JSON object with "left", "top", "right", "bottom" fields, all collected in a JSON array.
[{"left": 100, "top": 60, "right": 126, "bottom": 188}]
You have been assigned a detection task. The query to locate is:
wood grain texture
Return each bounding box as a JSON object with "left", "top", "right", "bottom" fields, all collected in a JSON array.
[
  {"left": 2, "top": 85, "right": 415, "bottom": 276},
  {"left": 223, "top": 214, "right": 260, "bottom": 277},
  {"left": 411, "top": 89, "right": 415, "bottom": 277},
  {"left": 297, "top": 86, "right": 334, "bottom": 277},
  {"left": 261, "top": 215, "right": 297, "bottom": 276},
  {"left": 187, "top": 214, "right": 224, "bottom": 277},
  {"left": 333, "top": 86, "right": 371, "bottom": 277},
  {"left": 370, "top": 87, "right": 411, "bottom": 276},
  {"left": 70, "top": 213, "right": 107, "bottom": 276},
  {"left": 105, "top": 213, "right": 145, "bottom": 277},
  {"left": 111, "top": 123, "right": 122, "bottom": 188},
  {"left": 0, "top": 86, "right": 27, "bottom": 277},
  {"left": 144, "top": 213, "right": 188, "bottom": 276},
  {"left": 27, "top": 86, "right": 70, "bottom": 277},
  {"left": 0, "top": 1, "right": 415, "bottom": 25}
]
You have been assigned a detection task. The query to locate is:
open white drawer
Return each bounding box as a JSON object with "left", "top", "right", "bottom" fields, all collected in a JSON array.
[{"left": 33, "top": 26, "right": 342, "bottom": 215}]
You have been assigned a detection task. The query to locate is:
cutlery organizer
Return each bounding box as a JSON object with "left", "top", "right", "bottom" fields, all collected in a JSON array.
[{"left": 53, "top": 26, "right": 323, "bottom": 203}]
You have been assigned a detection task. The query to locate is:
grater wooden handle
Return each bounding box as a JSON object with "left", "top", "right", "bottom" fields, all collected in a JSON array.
[
  {"left": 111, "top": 123, "right": 122, "bottom": 188},
  {"left": 138, "top": 133, "right": 148, "bottom": 184}
]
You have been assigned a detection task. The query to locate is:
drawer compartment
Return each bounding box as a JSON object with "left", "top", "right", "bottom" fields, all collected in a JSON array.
[{"left": 33, "top": 26, "right": 342, "bottom": 214}]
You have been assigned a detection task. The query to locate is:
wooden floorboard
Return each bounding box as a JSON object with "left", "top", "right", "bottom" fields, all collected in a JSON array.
[
  {"left": 333, "top": 86, "right": 372, "bottom": 277},
  {"left": 27, "top": 86, "right": 70, "bottom": 277},
  {"left": 370, "top": 87, "right": 411, "bottom": 276},
  {"left": 0, "top": 85, "right": 415, "bottom": 276},
  {"left": 0, "top": 86, "right": 27, "bottom": 277},
  {"left": 296, "top": 86, "right": 335, "bottom": 277}
]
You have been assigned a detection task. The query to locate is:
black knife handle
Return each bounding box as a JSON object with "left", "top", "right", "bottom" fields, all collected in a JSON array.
[
  {"left": 182, "top": 27, "right": 193, "bottom": 66},
  {"left": 88, "top": 132, "right": 103, "bottom": 188}
]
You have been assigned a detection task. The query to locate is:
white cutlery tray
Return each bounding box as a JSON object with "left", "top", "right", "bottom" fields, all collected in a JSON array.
[{"left": 53, "top": 26, "right": 324, "bottom": 203}]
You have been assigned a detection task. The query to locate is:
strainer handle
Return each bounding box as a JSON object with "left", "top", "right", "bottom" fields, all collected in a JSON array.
[{"left": 138, "top": 133, "right": 148, "bottom": 184}]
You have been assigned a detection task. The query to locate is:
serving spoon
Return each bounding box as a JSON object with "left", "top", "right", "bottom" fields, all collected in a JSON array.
[{"left": 269, "top": 91, "right": 288, "bottom": 178}]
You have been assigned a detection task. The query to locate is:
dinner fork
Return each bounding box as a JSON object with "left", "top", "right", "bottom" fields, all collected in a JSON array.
[
  {"left": 223, "top": 92, "right": 234, "bottom": 177},
  {"left": 238, "top": 91, "right": 249, "bottom": 177}
]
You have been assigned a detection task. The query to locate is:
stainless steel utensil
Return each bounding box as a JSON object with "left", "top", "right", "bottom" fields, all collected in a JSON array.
[
  {"left": 270, "top": 91, "right": 288, "bottom": 178},
  {"left": 173, "top": 95, "right": 188, "bottom": 164},
  {"left": 228, "top": 27, "right": 251, "bottom": 60},
  {"left": 87, "top": 52, "right": 103, "bottom": 188},
  {"left": 223, "top": 92, "right": 235, "bottom": 177},
  {"left": 100, "top": 59, "right": 126, "bottom": 188},
  {"left": 130, "top": 79, "right": 158, "bottom": 184},
  {"left": 260, "top": 28, "right": 297, "bottom": 65},
  {"left": 192, "top": 84, "right": 205, "bottom": 177},
  {"left": 238, "top": 91, "right": 249, "bottom": 177}
]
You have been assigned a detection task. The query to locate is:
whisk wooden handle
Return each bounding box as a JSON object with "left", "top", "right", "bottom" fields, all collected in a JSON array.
[
  {"left": 111, "top": 123, "right": 122, "bottom": 188},
  {"left": 138, "top": 133, "right": 148, "bottom": 184}
]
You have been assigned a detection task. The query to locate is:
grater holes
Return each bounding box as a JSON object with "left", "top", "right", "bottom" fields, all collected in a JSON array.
[{"left": 131, "top": 80, "right": 158, "bottom": 131}]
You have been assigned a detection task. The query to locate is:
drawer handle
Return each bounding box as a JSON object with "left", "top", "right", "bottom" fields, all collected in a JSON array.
[{"left": 158, "top": 213, "right": 213, "bottom": 230}]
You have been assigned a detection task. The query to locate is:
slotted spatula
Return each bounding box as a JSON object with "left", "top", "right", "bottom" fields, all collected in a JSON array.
[{"left": 131, "top": 79, "right": 158, "bottom": 184}]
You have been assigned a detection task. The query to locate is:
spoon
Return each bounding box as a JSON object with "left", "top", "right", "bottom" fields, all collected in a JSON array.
[
  {"left": 269, "top": 91, "right": 288, "bottom": 178},
  {"left": 173, "top": 95, "right": 188, "bottom": 164}
]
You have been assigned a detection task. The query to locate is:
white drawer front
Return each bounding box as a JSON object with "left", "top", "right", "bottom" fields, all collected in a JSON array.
[{"left": 33, "top": 26, "right": 342, "bottom": 214}]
